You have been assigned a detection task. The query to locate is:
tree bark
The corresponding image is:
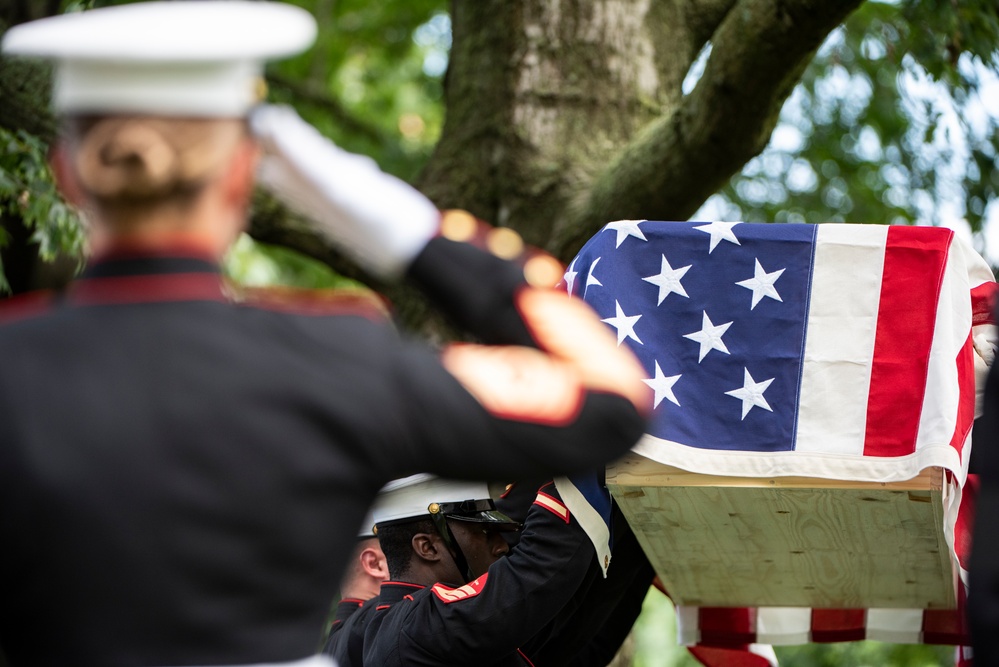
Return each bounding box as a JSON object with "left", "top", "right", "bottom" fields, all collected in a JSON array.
[{"left": 0, "top": 0, "right": 868, "bottom": 310}]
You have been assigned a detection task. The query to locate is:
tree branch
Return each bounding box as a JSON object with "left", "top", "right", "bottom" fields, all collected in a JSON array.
[
  {"left": 266, "top": 72, "right": 387, "bottom": 146},
  {"left": 555, "top": 0, "right": 864, "bottom": 258}
]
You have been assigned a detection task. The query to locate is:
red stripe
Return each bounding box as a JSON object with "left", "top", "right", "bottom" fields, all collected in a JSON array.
[
  {"left": 688, "top": 646, "right": 772, "bottom": 667},
  {"left": 956, "top": 474, "right": 978, "bottom": 570},
  {"left": 923, "top": 580, "right": 970, "bottom": 645},
  {"left": 698, "top": 607, "right": 756, "bottom": 645},
  {"left": 810, "top": 608, "right": 866, "bottom": 642},
  {"left": 971, "top": 281, "right": 997, "bottom": 326},
  {"left": 948, "top": 333, "right": 976, "bottom": 461},
  {"left": 0, "top": 290, "right": 55, "bottom": 324},
  {"left": 863, "top": 226, "right": 951, "bottom": 457},
  {"left": 70, "top": 273, "right": 226, "bottom": 306},
  {"left": 517, "top": 648, "right": 537, "bottom": 666}
]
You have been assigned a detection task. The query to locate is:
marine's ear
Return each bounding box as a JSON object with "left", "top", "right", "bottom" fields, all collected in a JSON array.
[{"left": 411, "top": 532, "right": 446, "bottom": 564}]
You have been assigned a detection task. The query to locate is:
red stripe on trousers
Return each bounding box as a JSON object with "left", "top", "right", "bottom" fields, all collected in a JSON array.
[{"left": 863, "top": 226, "right": 952, "bottom": 457}]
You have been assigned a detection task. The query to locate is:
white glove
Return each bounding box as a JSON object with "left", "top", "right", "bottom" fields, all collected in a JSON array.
[
  {"left": 973, "top": 323, "right": 997, "bottom": 419},
  {"left": 249, "top": 104, "right": 440, "bottom": 279}
]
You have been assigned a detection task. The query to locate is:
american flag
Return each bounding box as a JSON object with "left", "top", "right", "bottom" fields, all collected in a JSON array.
[
  {"left": 564, "top": 220, "right": 994, "bottom": 483},
  {"left": 558, "top": 220, "right": 996, "bottom": 658}
]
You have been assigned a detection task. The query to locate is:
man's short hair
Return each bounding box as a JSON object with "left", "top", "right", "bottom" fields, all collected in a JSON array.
[{"left": 376, "top": 518, "right": 435, "bottom": 580}]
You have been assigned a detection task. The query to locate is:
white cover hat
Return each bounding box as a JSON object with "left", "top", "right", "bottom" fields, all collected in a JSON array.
[
  {"left": 1, "top": 1, "right": 316, "bottom": 116},
  {"left": 372, "top": 474, "right": 516, "bottom": 527}
]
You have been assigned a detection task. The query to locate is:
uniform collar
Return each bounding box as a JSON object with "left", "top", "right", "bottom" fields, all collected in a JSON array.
[
  {"left": 376, "top": 581, "right": 425, "bottom": 607},
  {"left": 70, "top": 244, "right": 226, "bottom": 306}
]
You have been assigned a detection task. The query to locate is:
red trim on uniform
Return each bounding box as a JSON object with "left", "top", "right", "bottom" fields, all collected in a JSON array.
[
  {"left": 863, "top": 226, "right": 950, "bottom": 457},
  {"left": 533, "top": 490, "right": 570, "bottom": 524},
  {"left": 517, "top": 648, "right": 537, "bottom": 666},
  {"left": 431, "top": 573, "right": 489, "bottom": 604},
  {"left": 238, "top": 285, "right": 390, "bottom": 320},
  {"left": 375, "top": 604, "right": 391, "bottom": 610},
  {"left": 403, "top": 595, "right": 415, "bottom": 601},
  {"left": 69, "top": 273, "right": 227, "bottom": 306},
  {"left": 382, "top": 581, "right": 425, "bottom": 589},
  {"left": 93, "top": 239, "right": 219, "bottom": 264},
  {"left": 0, "top": 289, "right": 56, "bottom": 325},
  {"left": 340, "top": 597, "right": 365, "bottom": 605}
]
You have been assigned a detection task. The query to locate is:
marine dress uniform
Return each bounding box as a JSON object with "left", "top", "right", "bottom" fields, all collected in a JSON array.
[
  {"left": 358, "top": 481, "right": 594, "bottom": 667},
  {"left": 0, "top": 3, "right": 648, "bottom": 666}
]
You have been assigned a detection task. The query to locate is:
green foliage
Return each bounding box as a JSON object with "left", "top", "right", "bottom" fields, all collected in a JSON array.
[
  {"left": 0, "top": 125, "right": 84, "bottom": 293},
  {"left": 713, "top": 0, "right": 999, "bottom": 257},
  {"left": 265, "top": 0, "right": 449, "bottom": 181},
  {"left": 775, "top": 641, "right": 953, "bottom": 666},
  {"left": 224, "top": 234, "right": 360, "bottom": 289}
]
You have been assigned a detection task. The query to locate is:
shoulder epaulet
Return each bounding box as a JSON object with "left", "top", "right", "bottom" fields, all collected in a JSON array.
[
  {"left": 231, "top": 284, "right": 391, "bottom": 320},
  {"left": 533, "top": 487, "right": 570, "bottom": 523},
  {"left": 0, "top": 290, "right": 56, "bottom": 325},
  {"left": 431, "top": 574, "right": 489, "bottom": 604}
]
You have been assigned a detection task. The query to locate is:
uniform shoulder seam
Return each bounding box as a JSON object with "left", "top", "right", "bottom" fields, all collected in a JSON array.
[
  {"left": 233, "top": 285, "right": 391, "bottom": 320},
  {"left": 0, "top": 290, "right": 56, "bottom": 325}
]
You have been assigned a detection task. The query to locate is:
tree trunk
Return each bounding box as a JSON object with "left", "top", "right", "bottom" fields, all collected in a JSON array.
[{"left": 417, "top": 0, "right": 864, "bottom": 262}]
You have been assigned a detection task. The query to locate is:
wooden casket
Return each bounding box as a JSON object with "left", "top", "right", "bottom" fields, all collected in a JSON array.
[{"left": 607, "top": 453, "right": 956, "bottom": 609}]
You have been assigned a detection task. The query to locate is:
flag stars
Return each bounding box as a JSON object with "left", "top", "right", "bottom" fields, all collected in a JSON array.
[
  {"left": 584, "top": 257, "right": 602, "bottom": 295},
  {"left": 605, "top": 219, "right": 648, "bottom": 248},
  {"left": 643, "top": 254, "right": 691, "bottom": 305},
  {"left": 601, "top": 300, "right": 643, "bottom": 346},
  {"left": 694, "top": 221, "right": 742, "bottom": 253},
  {"left": 737, "top": 258, "right": 785, "bottom": 310},
  {"left": 563, "top": 258, "right": 579, "bottom": 295},
  {"left": 725, "top": 368, "right": 775, "bottom": 420},
  {"left": 683, "top": 311, "right": 732, "bottom": 362},
  {"left": 643, "top": 361, "right": 681, "bottom": 408}
]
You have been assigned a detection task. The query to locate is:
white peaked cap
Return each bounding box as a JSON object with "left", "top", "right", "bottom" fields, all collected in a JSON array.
[
  {"left": 371, "top": 474, "right": 494, "bottom": 526},
  {"left": 1, "top": 1, "right": 317, "bottom": 117}
]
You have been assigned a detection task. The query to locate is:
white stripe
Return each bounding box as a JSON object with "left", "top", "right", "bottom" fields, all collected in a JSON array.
[
  {"left": 865, "top": 608, "right": 924, "bottom": 643},
  {"left": 749, "top": 643, "right": 779, "bottom": 666},
  {"left": 553, "top": 476, "right": 612, "bottom": 576},
  {"left": 795, "top": 224, "right": 886, "bottom": 457},
  {"left": 675, "top": 604, "right": 701, "bottom": 645},
  {"left": 915, "top": 234, "right": 970, "bottom": 475},
  {"left": 755, "top": 607, "right": 811, "bottom": 645},
  {"left": 632, "top": 435, "right": 960, "bottom": 483}
]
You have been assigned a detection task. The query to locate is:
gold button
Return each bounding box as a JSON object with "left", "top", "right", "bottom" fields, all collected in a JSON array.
[
  {"left": 523, "top": 255, "right": 564, "bottom": 289},
  {"left": 487, "top": 227, "right": 524, "bottom": 259},
  {"left": 440, "top": 210, "right": 478, "bottom": 242},
  {"left": 428, "top": 502, "right": 441, "bottom": 514}
]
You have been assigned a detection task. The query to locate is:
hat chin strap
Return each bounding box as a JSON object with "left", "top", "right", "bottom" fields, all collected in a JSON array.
[{"left": 429, "top": 513, "right": 474, "bottom": 584}]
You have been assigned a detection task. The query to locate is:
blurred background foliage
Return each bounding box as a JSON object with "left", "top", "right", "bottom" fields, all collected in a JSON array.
[
  {"left": 1, "top": 0, "right": 996, "bottom": 291},
  {"left": 699, "top": 0, "right": 999, "bottom": 263}
]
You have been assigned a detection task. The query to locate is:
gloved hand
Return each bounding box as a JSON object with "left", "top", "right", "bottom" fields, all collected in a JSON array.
[
  {"left": 974, "top": 323, "right": 998, "bottom": 418},
  {"left": 249, "top": 104, "right": 440, "bottom": 279}
]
